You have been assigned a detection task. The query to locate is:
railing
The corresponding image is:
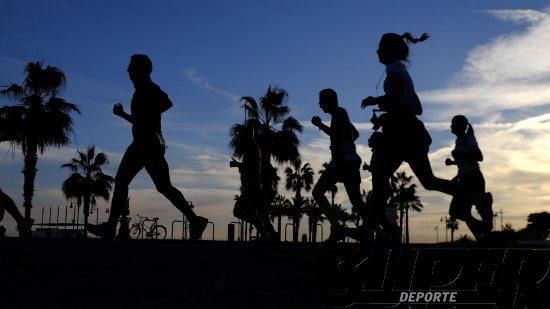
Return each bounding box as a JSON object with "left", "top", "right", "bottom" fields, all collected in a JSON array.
[
  {"left": 171, "top": 218, "right": 189, "bottom": 240},
  {"left": 205, "top": 221, "right": 215, "bottom": 241},
  {"left": 229, "top": 221, "right": 242, "bottom": 241},
  {"left": 36, "top": 206, "right": 84, "bottom": 230}
]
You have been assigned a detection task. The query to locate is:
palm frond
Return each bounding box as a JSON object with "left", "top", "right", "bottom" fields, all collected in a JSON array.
[
  {"left": 45, "top": 97, "right": 80, "bottom": 114},
  {"left": 0, "top": 84, "right": 25, "bottom": 100},
  {"left": 281, "top": 116, "right": 303, "bottom": 133}
]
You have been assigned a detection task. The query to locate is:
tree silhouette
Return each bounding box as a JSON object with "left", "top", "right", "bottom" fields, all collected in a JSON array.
[
  {"left": 229, "top": 86, "right": 302, "bottom": 239},
  {"left": 446, "top": 217, "right": 459, "bottom": 243},
  {"left": 269, "top": 194, "right": 292, "bottom": 238},
  {"left": 521, "top": 212, "right": 550, "bottom": 240},
  {"left": 319, "top": 162, "right": 338, "bottom": 207},
  {"left": 390, "top": 171, "right": 423, "bottom": 244},
  {"left": 285, "top": 160, "right": 314, "bottom": 242},
  {"left": 61, "top": 146, "right": 114, "bottom": 234},
  {"left": 0, "top": 61, "right": 80, "bottom": 222},
  {"left": 333, "top": 204, "right": 355, "bottom": 226},
  {"left": 303, "top": 197, "right": 325, "bottom": 242}
]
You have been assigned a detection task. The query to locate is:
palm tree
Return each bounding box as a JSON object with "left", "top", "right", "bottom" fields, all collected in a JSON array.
[
  {"left": 390, "top": 171, "right": 423, "bottom": 244},
  {"left": 229, "top": 86, "right": 302, "bottom": 239},
  {"left": 303, "top": 197, "right": 325, "bottom": 242},
  {"left": 269, "top": 194, "right": 292, "bottom": 238},
  {"left": 61, "top": 146, "right": 114, "bottom": 234},
  {"left": 0, "top": 61, "right": 80, "bottom": 221},
  {"left": 446, "top": 218, "right": 459, "bottom": 243},
  {"left": 285, "top": 160, "right": 314, "bottom": 242},
  {"left": 332, "top": 204, "right": 355, "bottom": 225}
]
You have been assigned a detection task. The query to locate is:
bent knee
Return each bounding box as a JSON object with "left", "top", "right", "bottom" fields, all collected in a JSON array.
[{"left": 155, "top": 183, "right": 172, "bottom": 195}]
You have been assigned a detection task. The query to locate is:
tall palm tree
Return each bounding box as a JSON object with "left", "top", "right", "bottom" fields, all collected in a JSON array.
[
  {"left": 303, "top": 197, "right": 325, "bottom": 242},
  {"left": 61, "top": 146, "right": 114, "bottom": 234},
  {"left": 285, "top": 160, "right": 314, "bottom": 242},
  {"left": 390, "top": 171, "right": 423, "bottom": 244},
  {"left": 0, "top": 61, "right": 80, "bottom": 221},
  {"left": 229, "top": 86, "right": 302, "bottom": 239},
  {"left": 446, "top": 218, "right": 459, "bottom": 243},
  {"left": 269, "top": 194, "right": 292, "bottom": 238}
]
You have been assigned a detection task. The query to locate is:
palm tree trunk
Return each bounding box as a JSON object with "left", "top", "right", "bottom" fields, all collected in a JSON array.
[
  {"left": 294, "top": 219, "right": 300, "bottom": 242},
  {"left": 22, "top": 141, "right": 38, "bottom": 221},
  {"left": 405, "top": 208, "right": 410, "bottom": 244},
  {"left": 277, "top": 215, "right": 282, "bottom": 240},
  {"left": 293, "top": 190, "right": 302, "bottom": 242},
  {"left": 83, "top": 194, "right": 90, "bottom": 237},
  {"left": 311, "top": 219, "right": 318, "bottom": 243},
  {"left": 399, "top": 206, "right": 404, "bottom": 241}
]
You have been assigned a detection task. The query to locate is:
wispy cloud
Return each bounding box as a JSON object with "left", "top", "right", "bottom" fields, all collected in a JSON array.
[
  {"left": 420, "top": 9, "right": 550, "bottom": 117},
  {"left": 184, "top": 68, "right": 240, "bottom": 102},
  {"left": 482, "top": 9, "right": 548, "bottom": 24}
]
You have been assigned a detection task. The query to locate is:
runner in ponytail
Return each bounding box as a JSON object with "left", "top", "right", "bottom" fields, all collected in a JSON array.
[
  {"left": 360, "top": 33, "right": 493, "bottom": 243},
  {"left": 445, "top": 115, "right": 493, "bottom": 239}
]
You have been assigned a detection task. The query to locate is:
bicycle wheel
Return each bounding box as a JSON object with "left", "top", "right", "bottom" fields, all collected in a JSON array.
[
  {"left": 153, "top": 225, "right": 167, "bottom": 240},
  {"left": 129, "top": 225, "right": 142, "bottom": 239}
]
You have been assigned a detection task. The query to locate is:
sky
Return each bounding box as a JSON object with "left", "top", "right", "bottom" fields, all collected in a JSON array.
[{"left": 1, "top": 0, "right": 549, "bottom": 242}]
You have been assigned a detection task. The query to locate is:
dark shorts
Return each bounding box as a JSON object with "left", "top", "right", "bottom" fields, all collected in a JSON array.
[
  {"left": 449, "top": 168, "right": 486, "bottom": 219},
  {"left": 323, "top": 160, "right": 362, "bottom": 184},
  {"left": 382, "top": 115, "right": 432, "bottom": 160}
]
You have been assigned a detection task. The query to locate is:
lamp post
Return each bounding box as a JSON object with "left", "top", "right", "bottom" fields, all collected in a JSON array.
[{"left": 434, "top": 226, "right": 439, "bottom": 243}]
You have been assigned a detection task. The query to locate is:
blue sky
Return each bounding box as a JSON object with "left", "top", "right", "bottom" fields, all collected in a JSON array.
[{"left": 1, "top": 1, "right": 550, "bottom": 242}]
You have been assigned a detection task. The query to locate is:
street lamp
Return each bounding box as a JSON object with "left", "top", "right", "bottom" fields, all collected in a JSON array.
[{"left": 434, "top": 226, "right": 439, "bottom": 243}]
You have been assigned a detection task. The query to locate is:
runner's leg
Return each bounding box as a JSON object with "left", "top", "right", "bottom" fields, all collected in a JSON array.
[
  {"left": 312, "top": 165, "right": 339, "bottom": 226},
  {"left": 108, "top": 142, "right": 145, "bottom": 226},
  {"left": 0, "top": 188, "right": 24, "bottom": 225},
  {"left": 408, "top": 154, "right": 455, "bottom": 195},
  {"left": 145, "top": 148, "right": 196, "bottom": 221}
]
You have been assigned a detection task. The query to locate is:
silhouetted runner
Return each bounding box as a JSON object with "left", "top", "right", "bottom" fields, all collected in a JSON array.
[
  {"left": 86, "top": 54, "right": 208, "bottom": 240},
  {"left": 0, "top": 106, "right": 33, "bottom": 237},
  {"left": 445, "top": 115, "right": 493, "bottom": 240},
  {"left": 311, "top": 89, "right": 365, "bottom": 243},
  {"left": 361, "top": 33, "right": 493, "bottom": 243},
  {"left": 231, "top": 152, "right": 279, "bottom": 241}
]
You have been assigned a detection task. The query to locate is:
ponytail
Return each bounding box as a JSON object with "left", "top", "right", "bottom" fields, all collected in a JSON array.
[
  {"left": 401, "top": 32, "right": 429, "bottom": 44},
  {"left": 466, "top": 122, "right": 475, "bottom": 138},
  {"left": 380, "top": 32, "right": 429, "bottom": 62}
]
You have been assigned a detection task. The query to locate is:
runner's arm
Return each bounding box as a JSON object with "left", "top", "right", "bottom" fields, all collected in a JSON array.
[
  {"left": 113, "top": 103, "right": 134, "bottom": 124},
  {"left": 160, "top": 92, "right": 173, "bottom": 113}
]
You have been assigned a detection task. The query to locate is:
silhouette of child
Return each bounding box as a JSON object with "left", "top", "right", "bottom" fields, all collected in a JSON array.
[
  {"left": 361, "top": 33, "right": 493, "bottom": 243},
  {"left": 86, "top": 55, "right": 208, "bottom": 240},
  {"left": 311, "top": 88, "right": 364, "bottom": 243},
  {"left": 445, "top": 115, "right": 493, "bottom": 239}
]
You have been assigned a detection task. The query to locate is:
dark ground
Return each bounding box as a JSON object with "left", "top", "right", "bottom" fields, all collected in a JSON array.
[{"left": 1, "top": 239, "right": 549, "bottom": 308}]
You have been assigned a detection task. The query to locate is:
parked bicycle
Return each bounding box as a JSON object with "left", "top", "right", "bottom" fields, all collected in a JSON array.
[{"left": 129, "top": 214, "right": 167, "bottom": 239}]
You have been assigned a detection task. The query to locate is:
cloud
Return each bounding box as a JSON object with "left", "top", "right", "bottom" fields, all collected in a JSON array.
[
  {"left": 483, "top": 9, "right": 548, "bottom": 24},
  {"left": 420, "top": 9, "right": 550, "bottom": 117},
  {"left": 184, "top": 68, "right": 240, "bottom": 102}
]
